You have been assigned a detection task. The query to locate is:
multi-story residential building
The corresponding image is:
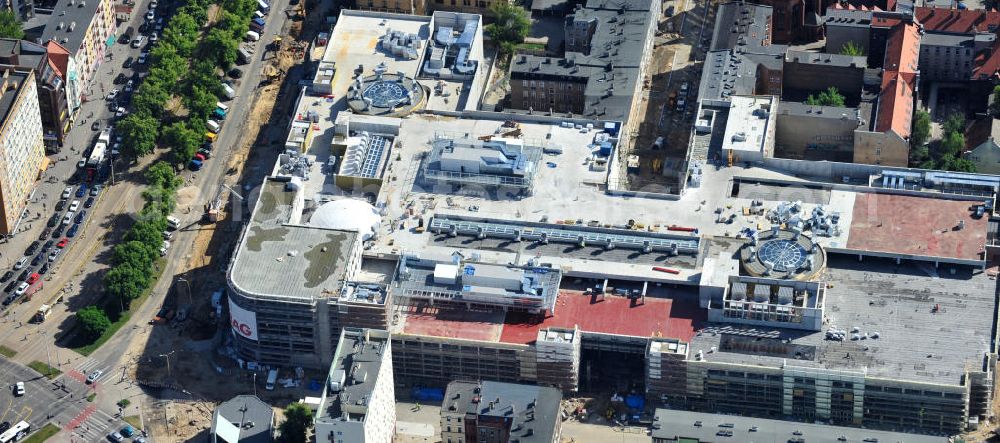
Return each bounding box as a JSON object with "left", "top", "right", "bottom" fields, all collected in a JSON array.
[
  {"left": 507, "top": 0, "right": 659, "bottom": 146},
  {"left": 440, "top": 380, "right": 562, "bottom": 443},
  {"left": 38, "top": 0, "right": 114, "bottom": 105},
  {"left": 0, "top": 38, "right": 74, "bottom": 149},
  {"left": 348, "top": 0, "right": 427, "bottom": 15},
  {"left": 314, "top": 329, "right": 395, "bottom": 443},
  {"left": 210, "top": 395, "right": 275, "bottom": 443},
  {"left": 0, "top": 68, "right": 45, "bottom": 235}
]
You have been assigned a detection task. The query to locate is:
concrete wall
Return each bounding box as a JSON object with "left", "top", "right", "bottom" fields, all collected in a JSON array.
[
  {"left": 853, "top": 130, "right": 909, "bottom": 167},
  {"left": 826, "top": 25, "right": 871, "bottom": 57},
  {"left": 775, "top": 108, "right": 858, "bottom": 159},
  {"left": 967, "top": 141, "right": 1000, "bottom": 175},
  {"left": 782, "top": 60, "right": 865, "bottom": 103}
]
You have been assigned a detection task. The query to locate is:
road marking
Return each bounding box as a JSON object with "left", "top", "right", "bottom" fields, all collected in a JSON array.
[
  {"left": 0, "top": 397, "right": 11, "bottom": 424},
  {"left": 17, "top": 406, "right": 31, "bottom": 422}
]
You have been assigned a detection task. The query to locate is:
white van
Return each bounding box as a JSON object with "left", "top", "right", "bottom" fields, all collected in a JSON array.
[
  {"left": 246, "top": 30, "right": 260, "bottom": 42},
  {"left": 166, "top": 215, "right": 181, "bottom": 230},
  {"left": 207, "top": 120, "right": 221, "bottom": 133},
  {"left": 254, "top": 10, "right": 265, "bottom": 19},
  {"left": 216, "top": 101, "right": 230, "bottom": 113},
  {"left": 265, "top": 369, "right": 278, "bottom": 390}
]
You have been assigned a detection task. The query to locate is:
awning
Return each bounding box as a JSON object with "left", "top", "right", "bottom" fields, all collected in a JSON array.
[{"left": 106, "top": 35, "right": 116, "bottom": 46}]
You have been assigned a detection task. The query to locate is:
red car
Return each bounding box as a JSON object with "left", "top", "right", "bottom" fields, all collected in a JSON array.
[
  {"left": 26, "top": 273, "right": 39, "bottom": 285},
  {"left": 56, "top": 238, "right": 68, "bottom": 248},
  {"left": 194, "top": 153, "right": 206, "bottom": 161}
]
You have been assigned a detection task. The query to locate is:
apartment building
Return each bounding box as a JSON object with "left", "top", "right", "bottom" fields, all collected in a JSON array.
[
  {"left": 0, "top": 69, "right": 44, "bottom": 235},
  {"left": 507, "top": 0, "right": 658, "bottom": 144},
  {"left": 0, "top": 39, "right": 74, "bottom": 149},
  {"left": 440, "top": 380, "right": 562, "bottom": 443},
  {"left": 314, "top": 329, "right": 395, "bottom": 443},
  {"left": 38, "top": 0, "right": 115, "bottom": 104}
]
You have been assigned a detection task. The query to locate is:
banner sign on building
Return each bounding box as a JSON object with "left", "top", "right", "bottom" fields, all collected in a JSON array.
[{"left": 229, "top": 298, "right": 259, "bottom": 341}]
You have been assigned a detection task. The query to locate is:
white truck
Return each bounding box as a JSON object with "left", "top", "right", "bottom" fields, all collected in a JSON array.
[
  {"left": 32, "top": 304, "right": 52, "bottom": 323},
  {"left": 222, "top": 84, "right": 236, "bottom": 100},
  {"left": 265, "top": 369, "right": 278, "bottom": 390}
]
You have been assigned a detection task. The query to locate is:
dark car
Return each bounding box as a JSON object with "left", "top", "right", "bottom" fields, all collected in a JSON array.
[
  {"left": 84, "top": 196, "right": 95, "bottom": 208},
  {"left": 91, "top": 121, "right": 101, "bottom": 131},
  {"left": 39, "top": 227, "right": 52, "bottom": 240},
  {"left": 25, "top": 241, "right": 39, "bottom": 256},
  {"left": 228, "top": 68, "right": 243, "bottom": 78},
  {"left": 123, "top": 56, "right": 134, "bottom": 68},
  {"left": 47, "top": 214, "right": 59, "bottom": 227},
  {"left": 67, "top": 224, "right": 79, "bottom": 238},
  {"left": 30, "top": 254, "right": 43, "bottom": 267},
  {"left": 55, "top": 200, "right": 65, "bottom": 211},
  {"left": 51, "top": 224, "right": 64, "bottom": 239},
  {"left": 38, "top": 262, "right": 49, "bottom": 275},
  {"left": 74, "top": 211, "right": 86, "bottom": 224},
  {"left": 0, "top": 271, "right": 13, "bottom": 283},
  {"left": 17, "top": 270, "right": 29, "bottom": 282},
  {"left": 76, "top": 184, "right": 87, "bottom": 198},
  {"left": 42, "top": 240, "right": 54, "bottom": 252},
  {"left": 114, "top": 73, "right": 127, "bottom": 84},
  {"left": 2, "top": 282, "right": 15, "bottom": 294}
]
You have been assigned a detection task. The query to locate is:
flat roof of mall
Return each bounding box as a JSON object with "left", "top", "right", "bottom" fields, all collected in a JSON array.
[
  {"left": 688, "top": 254, "right": 998, "bottom": 385},
  {"left": 652, "top": 409, "right": 949, "bottom": 443},
  {"left": 229, "top": 179, "right": 359, "bottom": 300},
  {"left": 321, "top": 11, "right": 431, "bottom": 113},
  {"left": 395, "top": 288, "right": 704, "bottom": 345},
  {"left": 845, "top": 192, "right": 988, "bottom": 262}
]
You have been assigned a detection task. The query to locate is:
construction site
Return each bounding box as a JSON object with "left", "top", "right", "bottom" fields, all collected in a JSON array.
[{"left": 108, "top": 0, "right": 1000, "bottom": 441}]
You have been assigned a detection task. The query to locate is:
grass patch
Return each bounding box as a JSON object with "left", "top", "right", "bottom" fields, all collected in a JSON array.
[
  {"left": 27, "top": 361, "right": 61, "bottom": 379},
  {"left": 86, "top": 392, "right": 96, "bottom": 402},
  {"left": 0, "top": 345, "right": 17, "bottom": 358},
  {"left": 22, "top": 423, "right": 59, "bottom": 443},
  {"left": 124, "top": 415, "right": 142, "bottom": 429},
  {"left": 72, "top": 258, "right": 166, "bottom": 356},
  {"left": 517, "top": 42, "right": 547, "bottom": 52}
]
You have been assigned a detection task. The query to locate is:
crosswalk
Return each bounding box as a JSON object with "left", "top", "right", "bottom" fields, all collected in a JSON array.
[
  {"left": 66, "top": 358, "right": 116, "bottom": 385},
  {"left": 65, "top": 404, "right": 121, "bottom": 442}
]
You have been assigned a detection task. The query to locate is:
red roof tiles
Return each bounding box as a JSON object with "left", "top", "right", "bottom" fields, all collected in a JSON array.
[{"left": 876, "top": 23, "right": 920, "bottom": 138}]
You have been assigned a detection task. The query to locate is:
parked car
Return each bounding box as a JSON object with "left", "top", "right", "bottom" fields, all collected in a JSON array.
[
  {"left": 13, "top": 257, "right": 27, "bottom": 270},
  {"left": 69, "top": 200, "right": 80, "bottom": 212},
  {"left": 26, "top": 273, "right": 39, "bottom": 285},
  {"left": 114, "top": 73, "right": 127, "bottom": 84},
  {"left": 61, "top": 186, "right": 73, "bottom": 199},
  {"left": 76, "top": 184, "right": 87, "bottom": 198},
  {"left": 30, "top": 254, "right": 42, "bottom": 267},
  {"left": 14, "top": 282, "right": 28, "bottom": 296},
  {"left": 138, "top": 52, "right": 148, "bottom": 64},
  {"left": 106, "top": 89, "right": 119, "bottom": 101},
  {"left": 13, "top": 382, "right": 24, "bottom": 396},
  {"left": 38, "top": 262, "right": 49, "bottom": 275},
  {"left": 91, "top": 121, "right": 101, "bottom": 131},
  {"left": 57, "top": 238, "right": 68, "bottom": 248},
  {"left": 132, "top": 35, "right": 145, "bottom": 48},
  {"left": 0, "top": 271, "right": 13, "bottom": 283},
  {"left": 85, "top": 196, "right": 95, "bottom": 208},
  {"left": 90, "top": 185, "right": 101, "bottom": 196},
  {"left": 48, "top": 249, "right": 61, "bottom": 262},
  {"left": 51, "top": 225, "right": 64, "bottom": 239},
  {"left": 67, "top": 224, "right": 79, "bottom": 238},
  {"left": 2, "top": 282, "right": 15, "bottom": 294},
  {"left": 106, "top": 431, "right": 123, "bottom": 443},
  {"left": 123, "top": 56, "right": 134, "bottom": 68},
  {"left": 74, "top": 211, "right": 87, "bottom": 224},
  {"left": 25, "top": 241, "right": 39, "bottom": 256},
  {"left": 115, "top": 107, "right": 127, "bottom": 119},
  {"left": 42, "top": 240, "right": 53, "bottom": 252}
]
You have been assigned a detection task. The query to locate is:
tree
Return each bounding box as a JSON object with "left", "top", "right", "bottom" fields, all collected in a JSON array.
[
  {"left": 943, "top": 113, "right": 966, "bottom": 136},
  {"left": 805, "top": 87, "right": 846, "bottom": 107},
  {"left": 938, "top": 130, "right": 966, "bottom": 159},
  {"left": 279, "top": 403, "right": 313, "bottom": 443},
  {"left": 125, "top": 219, "right": 167, "bottom": 248},
  {"left": 485, "top": 2, "right": 531, "bottom": 59},
  {"left": 205, "top": 28, "right": 240, "bottom": 69},
  {"left": 77, "top": 306, "right": 111, "bottom": 340},
  {"left": 991, "top": 86, "right": 1000, "bottom": 117},
  {"left": 104, "top": 264, "right": 150, "bottom": 308},
  {"left": 113, "top": 241, "right": 158, "bottom": 270},
  {"left": 910, "top": 110, "right": 931, "bottom": 149},
  {"left": 839, "top": 41, "right": 865, "bottom": 56},
  {"left": 145, "top": 161, "right": 181, "bottom": 191},
  {"left": 161, "top": 122, "right": 201, "bottom": 162},
  {"left": 0, "top": 11, "right": 24, "bottom": 40},
  {"left": 118, "top": 114, "right": 160, "bottom": 158}
]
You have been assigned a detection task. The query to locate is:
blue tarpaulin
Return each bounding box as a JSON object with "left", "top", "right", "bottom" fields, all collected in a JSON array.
[
  {"left": 625, "top": 394, "right": 645, "bottom": 410},
  {"left": 412, "top": 387, "right": 445, "bottom": 402}
]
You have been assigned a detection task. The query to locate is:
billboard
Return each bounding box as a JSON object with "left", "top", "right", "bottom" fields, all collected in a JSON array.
[{"left": 229, "top": 298, "right": 259, "bottom": 341}]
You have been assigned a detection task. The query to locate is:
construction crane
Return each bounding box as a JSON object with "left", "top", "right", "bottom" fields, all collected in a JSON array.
[{"left": 204, "top": 184, "right": 245, "bottom": 222}]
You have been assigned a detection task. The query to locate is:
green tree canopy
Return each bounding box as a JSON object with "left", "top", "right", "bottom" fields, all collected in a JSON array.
[
  {"left": 279, "top": 403, "right": 314, "bottom": 443},
  {"left": 937, "top": 130, "right": 966, "bottom": 159},
  {"left": 104, "top": 264, "right": 151, "bottom": 306},
  {"left": 77, "top": 306, "right": 111, "bottom": 340},
  {"left": 161, "top": 122, "right": 202, "bottom": 163},
  {"left": 943, "top": 113, "right": 966, "bottom": 135},
  {"left": 839, "top": 41, "right": 864, "bottom": 56},
  {"left": 910, "top": 109, "right": 931, "bottom": 149},
  {"left": 112, "top": 241, "right": 158, "bottom": 270},
  {"left": 124, "top": 218, "right": 167, "bottom": 248},
  {"left": 118, "top": 114, "right": 161, "bottom": 158},
  {"left": 0, "top": 11, "right": 24, "bottom": 40},
  {"left": 485, "top": 2, "right": 531, "bottom": 58},
  {"left": 805, "top": 87, "right": 846, "bottom": 107},
  {"left": 991, "top": 86, "right": 1000, "bottom": 117},
  {"left": 146, "top": 161, "right": 181, "bottom": 191}
]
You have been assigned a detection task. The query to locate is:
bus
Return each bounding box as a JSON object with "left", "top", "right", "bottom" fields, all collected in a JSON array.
[{"left": 0, "top": 421, "right": 31, "bottom": 442}]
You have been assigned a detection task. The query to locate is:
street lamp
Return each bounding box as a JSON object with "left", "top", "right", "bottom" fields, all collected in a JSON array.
[
  {"left": 177, "top": 278, "right": 193, "bottom": 305},
  {"left": 158, "top": 351, "right": 175, "bottom": 379}
]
